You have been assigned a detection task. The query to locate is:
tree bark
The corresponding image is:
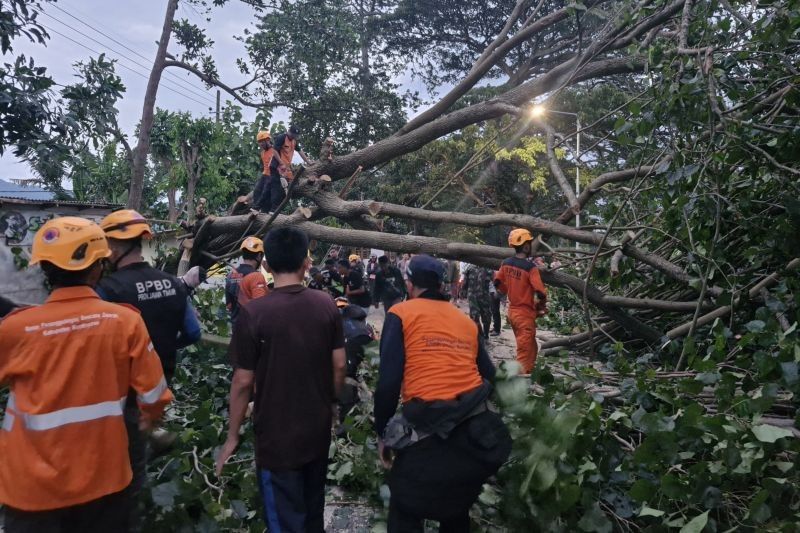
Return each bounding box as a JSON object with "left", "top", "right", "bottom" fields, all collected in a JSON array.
[
  {"left": 127, "top": 0, "right": 178, "bottom": 210},
  {"left": 192, "top": 212, "right": 664, "bottom": 344}
]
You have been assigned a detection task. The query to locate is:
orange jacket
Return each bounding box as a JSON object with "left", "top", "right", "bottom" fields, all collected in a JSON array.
[
  {"left": 261, "top": 148, "right": 275, "bottom": 176},
  {"left": 389, "top": 298, "right": 482, "bottom": 402},
  {"left": 494, "top": 256, "right": 547, "bottom": 314},
  {"left": 276, "top": 136, "right": 297, "bottom": 180},
  {"left": 239, "top": 271, "right": 269, "bottom": 306},
  {"left": 0, "top": 286, "right": 173, "bottom": 511}
]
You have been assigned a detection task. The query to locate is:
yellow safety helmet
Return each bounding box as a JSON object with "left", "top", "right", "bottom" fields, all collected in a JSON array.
[
  {"left": 508, "top": 228, "right": 534, "bottom": 247},
  {"left": 240, "top": 236, "right": 264, "bottom": 253},
  {"left": 30, "top": 217, "right": 111, "bottom": 271},
  {"left": 348, "top": 254, "right": 360, "bottom": 262},
  {"left": 256, "top": 130, "right": 271, "bottom": 142},
  {"left": 100, "top": 209, "right": 153, "bottom": 240}
]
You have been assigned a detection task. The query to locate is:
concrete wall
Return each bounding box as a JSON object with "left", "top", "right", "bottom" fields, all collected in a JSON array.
[{"left": 0, "top": 203, "right": 176, "bottom": 305}]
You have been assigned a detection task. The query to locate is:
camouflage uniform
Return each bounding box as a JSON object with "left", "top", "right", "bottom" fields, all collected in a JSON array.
[{"left": 465, "top": 265, "right": 492, "bottom": 337}]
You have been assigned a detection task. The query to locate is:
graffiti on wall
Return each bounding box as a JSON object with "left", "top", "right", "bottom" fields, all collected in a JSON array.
[{"left": 1, "top": 210, "right": 104, "bottom": 247}]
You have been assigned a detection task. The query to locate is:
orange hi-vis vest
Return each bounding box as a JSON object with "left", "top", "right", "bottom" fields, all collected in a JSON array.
[
  {"left": 494, "top": 257, "right": 547, "bottom": 313},
  {"left": 277, "top": 136, "right": 297, "bottom": 180},
  {"left": 261, "top": 147, "right": 275, "bottom": 176},
  {"left": 0, "top": 286, "right": 173, "bottom": 511},
  {"left": 389, "top": 298, "right": 483, "bottom": 403}
]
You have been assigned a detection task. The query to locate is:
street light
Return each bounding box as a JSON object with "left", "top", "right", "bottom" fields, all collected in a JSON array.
[{"left": 529, "top": 105, "right": 581, "bottom": 249}]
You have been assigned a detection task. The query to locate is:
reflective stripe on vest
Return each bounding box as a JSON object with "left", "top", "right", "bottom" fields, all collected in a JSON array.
[
  {"left": 138, "top": 377, "right": 167, "bottom": 405},
  {"left": 1, "top": 393, "right": 16, "bottom": 431},
  {"left": 2, "top": 392, "right": 127, "bottom": 432}
]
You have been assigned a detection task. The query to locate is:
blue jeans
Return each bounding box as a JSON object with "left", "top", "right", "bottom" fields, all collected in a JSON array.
[{"left": 257, "top": 456, "right": 327, "bottom": 533}]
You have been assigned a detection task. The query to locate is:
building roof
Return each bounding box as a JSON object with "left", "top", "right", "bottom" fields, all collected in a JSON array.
[
  {"left": 0, "top": 179, "right": 122, "bottom": 210},
  {"left": 0, "top": 178, "right": 56, "bottom": 200}
]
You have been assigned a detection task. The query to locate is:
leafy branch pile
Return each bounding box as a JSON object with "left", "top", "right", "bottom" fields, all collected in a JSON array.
[{"left": 493, "top": 282, "right": 800, "bottom": 532}]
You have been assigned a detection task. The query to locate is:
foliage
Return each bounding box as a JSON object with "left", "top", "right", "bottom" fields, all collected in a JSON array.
[
  {"left": 494, "top": 291, "right": 800, "bottom": 531},
  {"left": 0, "top": 0, "right": 56, "bottom": 157},
  {"left": 141, "top": 287, "right": 386, "bottom": 531},
  {"left": 242, "top": 0, "right": 414, "bottom": 153}
]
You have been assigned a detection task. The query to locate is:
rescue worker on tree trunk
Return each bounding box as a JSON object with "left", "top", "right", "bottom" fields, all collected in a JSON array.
[
  {"left": 0, "top": 217, "right": 172, "bottom": 533},
  {"left": 374, "top": 255, "right": 512, "bottom": 533},
  {"left": 269, "top": 125, "right": 311, "bottom": 211},
  {"left": 494, "top": 228, "right": 548, "bottom": 374},
  {"left": 253, "top": 130, "right": 275, "bottom": 213},
  {"left": 225, "top": 236, "right": 264, "bottom": 322},
  {"left": 97, "top": 209, "right": 202, "bottom": 531}
]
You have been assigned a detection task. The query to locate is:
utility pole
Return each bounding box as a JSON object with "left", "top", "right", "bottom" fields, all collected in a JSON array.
[{"left": 215, "top": 90, "right": 221, "bottom": 123}]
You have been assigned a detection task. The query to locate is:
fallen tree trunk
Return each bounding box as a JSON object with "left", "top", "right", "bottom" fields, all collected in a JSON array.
[{"left": 192, "top": 211, "right": 664, "bottom": 344}]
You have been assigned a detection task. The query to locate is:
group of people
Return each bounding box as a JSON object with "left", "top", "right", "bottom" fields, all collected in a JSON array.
[
  {"left": 0, "top": 210, "right": 203, "bottom": 532},
  {"left": 1, "top": 206, "right": 549, "bottom": 532}
]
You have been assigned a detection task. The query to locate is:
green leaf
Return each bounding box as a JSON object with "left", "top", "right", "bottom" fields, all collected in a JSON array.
[
  {"left": 679, "top": 510, "right": 709, "bottom": 533},
  {"left": 578, "top": 502, "right": 613, "bottom": 533},
  {"left": 151, "top": 481, "right": 181, "bottom": 510},
  {"left": 745, "top": 320, "right": 766, "bottom": 333},
  {"left": 638, "top": 505, "right": 665, "bottom": 517},
  {"left": 751, "top": 424, "right": 794, "bottom": 443}
]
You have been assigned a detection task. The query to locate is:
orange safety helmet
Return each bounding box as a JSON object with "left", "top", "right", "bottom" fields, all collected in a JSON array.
[
  {"left": 335, "top": 297, "right": 349, "bottom": 309},
  {"left": 240, "top": 236, "right": 264, "bottom": 253},
  {"left": 30, "top": 217, "right": 111, "bottom": 271},
  {"left": 256, "top": 130, "right": 271, "bottom": 142},
  {"left": 508, "top": 228, "right": 534, "bottom": 247},
  {"left": 100, "top": 209, "right": 153, "bottom": 240},
  {"left": 348, "top": 254, "right": 360, "bottom": 263}
]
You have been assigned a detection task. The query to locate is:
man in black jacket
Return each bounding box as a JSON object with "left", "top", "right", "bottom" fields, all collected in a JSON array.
[{"left": 372, "top": 255, "right": 406, "bottom": 314}]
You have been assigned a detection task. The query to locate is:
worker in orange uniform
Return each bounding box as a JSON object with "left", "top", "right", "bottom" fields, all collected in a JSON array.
[
  {"left": 494, "top": 228, "right": 548, "bottom": 373},
  {"left": 239, "top": 266, "right": 270, "bottom": 303},
  {"left": 226, "top": 237, "right": 265, "bottom": 322},
  {"left": 253, "top": 130, "right": 275, "bottom": 212},
  {"left": 269, "top": 125, "right": 311, "bottom": 211},
  {"left": 374, "top": 255, "right": 511, "bottom": 532},
  {"left": 0, "top": 217, "right": 172, "bottom": 532}
]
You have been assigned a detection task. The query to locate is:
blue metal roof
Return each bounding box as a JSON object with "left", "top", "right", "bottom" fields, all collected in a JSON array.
[{"left": 0, "top": 179, "right": 57, "bottom": 201}]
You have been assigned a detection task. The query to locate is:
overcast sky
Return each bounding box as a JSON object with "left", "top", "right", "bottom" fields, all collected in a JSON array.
[{"left": 0, "top": 0, "right": 294, "bottom": 180}]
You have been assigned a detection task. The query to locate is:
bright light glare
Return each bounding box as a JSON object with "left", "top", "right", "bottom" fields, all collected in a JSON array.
[{"left": 530, "top": 105, "right": 546, "bottom": 118}]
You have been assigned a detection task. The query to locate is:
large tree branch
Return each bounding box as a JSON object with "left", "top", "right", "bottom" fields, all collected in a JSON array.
[
  {"left": 666, "top": 258, "right": 800, "bottom": 339},
  {"left": 396, "top": 0, "right": 574, "bottom": 135},
  {"left": 313, "top": 56, "right": 645, "bottom": 181},
  {"left": 299, "top": 185, "right": 692, "bottom": 284},
  {"left": 545, "top": 126, "right": 580, "bottom": 213},
  {"left": 162, "top": 59, "right": 296, "bottom": 111},
  {"left": 192, "top": 212, "right": 665, "bottom": 343}
]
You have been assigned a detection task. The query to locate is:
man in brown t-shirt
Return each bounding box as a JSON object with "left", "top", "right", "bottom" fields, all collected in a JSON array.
[{"left": 216, "top": 227, "right": 346, "bottom": 532}]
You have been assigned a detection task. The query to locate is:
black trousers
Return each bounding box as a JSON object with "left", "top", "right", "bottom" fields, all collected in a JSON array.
[
  {"left": 3, "top": 489, "right": 129, "bottom": 533},
  {"left": 258, "top": 455, "right": 328, "bottom": 533},
  {"left": 269, "top": 168, "right": 287, "bottom": 211},
  {"left": 386, "top": 411, "right": 511, "bottom": 533},
  {"left": 388, "top": 500, "right": 470, "bottom": 533},
  {"left": 124, "top": 367, "right": 173, "bottom": 532},
  {"left": 490, "top": 293, "right": 502, "bottom": 334},
  {"left": 253, "top": 174, "right": 272, "bottom": 212}
]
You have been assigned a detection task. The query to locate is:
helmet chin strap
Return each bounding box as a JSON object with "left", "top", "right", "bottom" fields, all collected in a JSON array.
[{"left": 111, "top": 240, "right": 140, "bottom": 270}]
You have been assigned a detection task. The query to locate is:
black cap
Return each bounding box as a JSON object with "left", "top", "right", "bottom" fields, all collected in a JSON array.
[
  {"left": 325, "top": 258, "right": 335, "bottom": 265},
  {"left": 289, "top": 124, "right": 299, "bottom": 136},
  {"left": 309, "top": 266, "right": 320, "bottom": 276},
  {"left": 407, "top": 255, "right": 445, "bottom": 282},
  {"left": 338, "top": 259, "right": 351, "bottom": 268}
]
